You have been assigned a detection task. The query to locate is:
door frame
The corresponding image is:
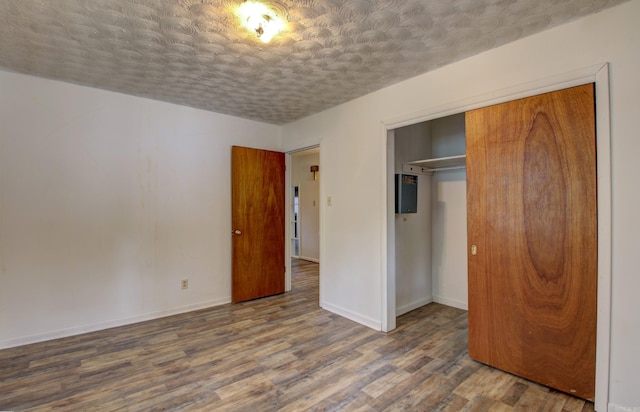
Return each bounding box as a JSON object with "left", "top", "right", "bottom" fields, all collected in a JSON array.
[
  {"left": 285, "top": 144, "right": 321, "bottom": 293},
  {"left": 381, "top": 63, "right": 612, "bottom": 411}
]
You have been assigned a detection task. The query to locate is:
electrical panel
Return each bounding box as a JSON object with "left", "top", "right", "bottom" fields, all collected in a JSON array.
[{"left": 395, "top": 174, "right": 418, "bottom": 213}]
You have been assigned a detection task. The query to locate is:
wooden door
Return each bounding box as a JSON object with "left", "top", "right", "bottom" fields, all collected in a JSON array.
[
  {"left": 465, "top": 84, "right": 597, "bottom": 400},
  {"left": 231, "top": 146, "right": 285, "bottom": 303}
]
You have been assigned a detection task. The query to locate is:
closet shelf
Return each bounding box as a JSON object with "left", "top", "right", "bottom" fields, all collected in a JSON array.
[{"left": 403, "top": 154, "right": 466, "bottom": 174}]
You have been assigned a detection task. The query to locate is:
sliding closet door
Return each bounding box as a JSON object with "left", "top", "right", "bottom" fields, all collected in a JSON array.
[{"left": 465, "top": 84, "right": 597, "bottom": 400}]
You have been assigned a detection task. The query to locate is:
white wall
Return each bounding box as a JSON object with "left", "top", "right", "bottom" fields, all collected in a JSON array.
[
  {"left": 291, "top": 151, "right": 320, "bottom": 261},
  {"left": 430, "top": 114, "right": 468, "bottom": 310},
  {"left": 0, "top": 71, "right": 280, "bottom": 348},
  {"left": 393, "top": 122, "right": 432, "bottom": 316},
  {"left": 431, "top": 170, "right": 467, "bottom": 309},
  {"left": 281, "top": 1, "right": 640, "bottom": 408}
]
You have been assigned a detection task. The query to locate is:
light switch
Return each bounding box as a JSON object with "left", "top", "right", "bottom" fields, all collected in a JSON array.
[{"left": 327, "top": 196, "right": 332, "bottom": 206}]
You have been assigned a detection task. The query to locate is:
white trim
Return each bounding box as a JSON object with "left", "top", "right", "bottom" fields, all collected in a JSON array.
[
  {"left": 608, "top": 404, "right": 640, "bottom": 412},
  {"left": 396, "top": 296, "right": 434, "bottom": 317},
  {"left": 321, "top": 301, "right": 382, "bottom": 330},
  {"left": 298, "top": 256, "right": 319, "bottom": 263},
  {"left": 382, "top": 127, "right": 396, "bottom": 332},
  {"left": 595, "top": 63, "right": 613, "bottom": 412},
  {"left": 288, "top": 145, "right": 320, "bottom": 155},
  {"left": 0, "top": 297, "right": 231, "bottom": 350},
  {"left": 433, "top": 296, "right": 468, "bottom": 311},
  {"left": 381, "top": 62, "right": 612, "bottom": 411},
  {"left": 285, "top": 152, "right": 293, "bottom": 292},
  {"left": 318, "top": 139, "right": 325, "bottom": 306}
]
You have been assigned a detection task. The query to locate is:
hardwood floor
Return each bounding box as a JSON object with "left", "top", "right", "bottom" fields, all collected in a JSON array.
[{"left": 0, "top": 259, "right": 594, "bottom": 411}]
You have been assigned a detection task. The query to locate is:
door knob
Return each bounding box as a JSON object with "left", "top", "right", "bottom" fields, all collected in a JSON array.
[
  {"left": 471, "top": 244, "right": 477, "bottom": 256},
  {"left": 233, "top": 230, "right": 242, "bottom": 235}
]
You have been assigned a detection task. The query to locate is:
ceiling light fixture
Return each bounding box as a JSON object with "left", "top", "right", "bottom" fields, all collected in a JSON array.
[{"left": 237, "top": 1, "right": 285, "bottom": 43}]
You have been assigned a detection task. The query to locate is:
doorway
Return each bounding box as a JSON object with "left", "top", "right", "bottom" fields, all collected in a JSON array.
[
  {"left": 392, "top": 114, "right": 467, "bottom": 318},
  {"left": 287, "top": 146, "right": 320, "bottom": 293},
  {"left": 383, "top": 64, "right": 612, "bottom": 410}
]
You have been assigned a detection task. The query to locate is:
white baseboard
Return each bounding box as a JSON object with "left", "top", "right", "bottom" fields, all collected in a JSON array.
[
  {"left": 608, "top": 404, "right": 640, "bottom": 412},
  {"left": 396, "top": 296, "right": 433, "bottom": 317},
  {"left": 433, "top": 295, "right": 468, "bottom": 311},
  {"left": 320, "top": 301, "right": 381, "bottom": 331},
  {"left": 0, "top": 297, "right": 231, "bottom": 350},
  {"left": 297, "top": 256, "right": 319, "bottom": 263}
]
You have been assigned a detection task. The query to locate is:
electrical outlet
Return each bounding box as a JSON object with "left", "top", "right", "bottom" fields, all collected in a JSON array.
[{"left": 181, "top": 279, "right": 188, "bottom": 290}]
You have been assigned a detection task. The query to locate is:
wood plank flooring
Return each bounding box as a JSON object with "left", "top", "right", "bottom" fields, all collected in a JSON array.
[{"left": 0, "top": 259, "right": 594, "bottom": 411}]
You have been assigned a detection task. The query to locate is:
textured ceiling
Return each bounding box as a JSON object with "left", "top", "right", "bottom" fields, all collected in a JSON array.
[{"left": 0, "top": 0, "right": 629, "bottom": 125}]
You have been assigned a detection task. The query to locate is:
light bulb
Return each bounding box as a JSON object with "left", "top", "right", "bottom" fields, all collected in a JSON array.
[{"left": 237, "top": 2, "right": 285, "bottom": 43}]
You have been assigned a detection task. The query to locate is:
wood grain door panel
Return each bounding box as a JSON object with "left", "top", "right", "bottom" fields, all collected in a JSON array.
[
  {"left": 466, "top": 84, "right": 597, "bottom": 400},
  {"left": 231, "top": 146, "right": 285, "bottom": 303}
]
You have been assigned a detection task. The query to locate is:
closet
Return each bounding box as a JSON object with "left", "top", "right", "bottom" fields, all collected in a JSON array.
[
  {"left": 393, "top": 84, "right": 597, "bottom": 400},
  {"left": 393, "top": 113, "right": 467, "bottom": 318}
]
